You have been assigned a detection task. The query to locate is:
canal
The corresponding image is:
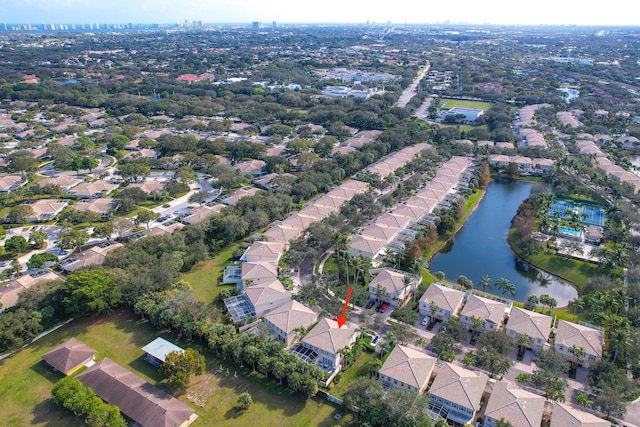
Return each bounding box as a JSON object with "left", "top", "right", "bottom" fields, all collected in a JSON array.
[{"left": 429, "top": 180, "right": 578, "bottom": 306}]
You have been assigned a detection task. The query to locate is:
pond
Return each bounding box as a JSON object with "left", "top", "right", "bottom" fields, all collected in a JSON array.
[{"left": 429, "top": 180, "right": 578, "bottom": 306}]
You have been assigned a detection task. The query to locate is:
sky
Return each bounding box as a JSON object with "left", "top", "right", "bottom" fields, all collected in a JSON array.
[{"left": 2, "top": 0, "right": 638, "bottom": 26}]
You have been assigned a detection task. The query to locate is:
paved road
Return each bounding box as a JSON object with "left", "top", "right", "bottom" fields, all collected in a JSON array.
[{"left": 396, "top": 62, "right": 431, "bottom": 108}]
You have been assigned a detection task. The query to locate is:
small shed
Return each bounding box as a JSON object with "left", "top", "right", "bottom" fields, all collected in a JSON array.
[
  {"left": 141, "top": 337, "right": 184, "bottom": 367},
  {"left": 41, "top": 337, "right": 97, "bottom": 376}
]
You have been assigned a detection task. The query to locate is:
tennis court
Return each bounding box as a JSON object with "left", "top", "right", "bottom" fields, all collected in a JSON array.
[
  {"left": 582, "top": 206, "right": 605, "bottom": 226},
  {"left": 548, "top": 201, "right": 605, "bottom": 226}
]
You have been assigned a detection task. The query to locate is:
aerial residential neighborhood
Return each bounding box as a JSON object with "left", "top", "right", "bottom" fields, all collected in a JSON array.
[{"left": 1, "top": 7, "right": 640, "bottom": 427}]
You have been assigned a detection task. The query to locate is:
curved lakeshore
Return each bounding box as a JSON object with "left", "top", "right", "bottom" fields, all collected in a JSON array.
[{"left": 429, "top": 180, "right": 578, "bottom": 306}]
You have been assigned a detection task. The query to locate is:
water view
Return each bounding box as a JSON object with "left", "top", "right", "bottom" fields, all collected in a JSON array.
[{"left": 430, "top": 180, "right": 578, "bottom": 306}]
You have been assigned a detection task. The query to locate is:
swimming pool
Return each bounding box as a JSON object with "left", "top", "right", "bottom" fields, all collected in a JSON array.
[{"left": 560, "top": 227, "right": 582, "bottom": 236}]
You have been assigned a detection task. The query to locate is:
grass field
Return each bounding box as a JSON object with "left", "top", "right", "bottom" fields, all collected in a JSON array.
[
  {"left": 508, "top": 229, "right": 597, "bottom": 293},
  {"left": 182, "top": 242, "right": 243, "bottom": 304},
  {"left": 439, "top": 98, "right": 494, "bottom": 111},
  {"left": 0, "top": 309, "right": 354, "bottom": 427},
  {"left": 328, "top": 351, "right": 377, "bottom": 399}
]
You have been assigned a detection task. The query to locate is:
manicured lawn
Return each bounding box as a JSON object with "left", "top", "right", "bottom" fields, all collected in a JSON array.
[
  {"left": 439, "top": 98, "right": 494, "bottom": 111},
  {"left": 0, "top": 309, "right": 354, "bottom": 427},
  {"left": 328, "top": 351, "right": 378, "bottom": 399},
  {"left": 509, "top": 229, "right": 597, "bottom": 293},
  {"left": 182, "top": 242, "right": 243, "bottom": 304}
]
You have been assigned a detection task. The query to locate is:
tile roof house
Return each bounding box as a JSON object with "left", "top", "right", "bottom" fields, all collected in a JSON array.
[
  {"left": 241, "top": 261, "right": 278, "bottom": 287},
  {"left": 37, "top": 175, "right": 82, "bottom": 191},
  {"left": 460, "top": 294, "right": 509, "bottom": 333},
  {"left": 59, "top": 241, "right": 123, "bottom": 272},
  {"left": 378, "top": 345, "right": 436, "bottom": 394},
  {"left": 0, "top": 269, "right": 63, "bottom": 309},
  {"left": 368, "top": 268, "right": 420, "bottom": 307},
  {"left": 280, "top": 212, "right": 316, "bottom": 231},
  {"left": 550, "top": 402, "right": 609, "bottom": 427},
  {"left": 41, "top": 337, "right": 97, "bottom": 376},
  {"left": 181, "top": 204, "right": 223, "bottom": 225},
  {"left": 245, "top": 280, "right": 292, "bottom": 319},
  {"left": 419, "top": 283, "right": 465, "bottom": 322},
  {"left": 553, "top": 320, "right": 604, "bottom": 368},
  {"left": 263, "top": 224, "right": 302, "bottom": 246},
  {"left": 240, "top": 241, "right": 285, "bottom": 264},
  {"left": 263, "top": 300, "right": 318, "bottom": 347},
  {"left": 76, "top": 358, "right": 198, "bottom": 427},
  {"left": 234, "top": 159, "right": 266, "bottom": 175},
  {"left": 301, "top": 317, "right": 360, "bottom": 371},
  {"left": 67, "top": 180, "right": 118, "bottom": 198},
  {"left": 130, "top": 179, "right": 166, "bottom": 194},
  {"left": 348, "top": 234, "right": 387, "bottom": 259},
  {"left": 23, "top": 199, "right": 68, "bottom": 221},
  {"left": 505, "top": 307, "right": 552, "bottom": 351},
  {"left": 221, "top": 187, "right": 260, "bottom": 206},
  {"left": 427, "top": 362, "right": 488, "bottom": 426},
  {"left": 72, "top": 198, "right": 117, "bottom": 220},
  {"left": 483, "top": 381, "right": 545, "bottom": 427}
]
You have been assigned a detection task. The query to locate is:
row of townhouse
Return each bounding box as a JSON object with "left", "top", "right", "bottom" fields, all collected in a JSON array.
[
  {"left": 419, "top": 283, "right": 604, "bottom": 367},
  {"left": 220, "top": 145, "right": 435, "bottom": 374},
  {"left": 575, "top": 137, "right": 640, "bottom": 193},
  {"left": 349, "top": 156, "right": 474, "bottom": 261},
  {"left": 489, "top": 154, "right": 555, "bottom": 175},
  {"left": 378, "top": 344, "right": 609, "bottom": 427}
]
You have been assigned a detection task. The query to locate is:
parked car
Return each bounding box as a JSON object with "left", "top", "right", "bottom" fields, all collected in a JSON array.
[
  {"left": 370, "top": 335, "right": 379, "bottom": 347},
  {"left": 379, "top": 303, "right": 389, "bottom": 313},
  {"left": 365, "top": 300, "right": 376, "bottom": 309},
  {"left": 421, "top": 316, "right": 430, "bottom": 326}
]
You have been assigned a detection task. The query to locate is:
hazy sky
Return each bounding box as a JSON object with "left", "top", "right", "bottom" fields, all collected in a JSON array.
[{"left": 3, "top": 0, "right": 638, "bottom": 26}]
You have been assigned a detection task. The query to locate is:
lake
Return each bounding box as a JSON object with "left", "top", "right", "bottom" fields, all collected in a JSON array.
[{"left": 429, "top": 180, "right": 578, "bottom": 306}]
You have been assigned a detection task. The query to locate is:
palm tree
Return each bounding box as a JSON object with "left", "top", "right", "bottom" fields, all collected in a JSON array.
[
  {"left": 569, "top": 345, "right": 586, "bottom": 368},
  {"left": 429, "top": 301, "right": 440, "bottom": 322},
  {"left": 608, "top": 326, "right": 632, "bottom": 363},
  {"left": 496, "top": 277, "right": 516, "bottom": 297},
  {"left": 518, "top": 333, "right": 530, "bottom": 355},
  {"left": 479, "top": 275, "right": 492, "bottom": 293},
  {"left": 470, "top": 315, "right": 484, "bottom": 337},
  {"left": 410, "top": 256, "right": 429, "bottom": 275},
  {"left": 415, "top": 337, "right": 428, "bottom": 348}
]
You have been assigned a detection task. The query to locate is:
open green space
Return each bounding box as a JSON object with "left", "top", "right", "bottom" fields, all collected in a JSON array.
[
  {"left": 182, "top": 242, "right": 243, "bottom": 304},
  {"left": 439, "top": 98, "right": 494, "bottom": 111},
  {"left": 0, "top": 308, "right": 354, "bottom": 427},
  {"left": 509, "top": 229, "right": 598, "bottom": 294},
  {"left": 328, "top": 351, "right": 378, "bottom": 399}
]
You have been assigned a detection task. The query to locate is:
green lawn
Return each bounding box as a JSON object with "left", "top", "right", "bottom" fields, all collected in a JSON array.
[
  {"left": 182, "top": 242, "right": 243, "bottom": 304},
  {"left": 328, "top": 351, "right": 378, "bottom": 399},
  {"left": 0, "top": 309, "right": 354, "bottom": 427},
  {"left": 509, "top": 229, "right": 598, "bottom": 293},
  {"left": 439, "top": 98, "right": 494, "bottom": 111}
]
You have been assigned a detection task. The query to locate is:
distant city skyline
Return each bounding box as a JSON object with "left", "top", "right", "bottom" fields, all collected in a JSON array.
[{"left": 3, "top": 0, "right": 639, "bottom": 27}]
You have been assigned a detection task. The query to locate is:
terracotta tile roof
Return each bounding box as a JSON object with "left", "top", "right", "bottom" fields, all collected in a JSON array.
[
  {"left": 428, "top": 362, "right": 488, "bottom": 411},
  {"left": 550, "top": 402, "right": 609, "bottom": 427},
  {"left": 485, "top": 382, "right": 545, "bottom": 427},
  {"left": 379, "top": 345, "right": 436, "bottom": 390},
  {"left": 506, "top": 307, "right": 552, "bottom": 341},
  {"left": 554, "top": 320, "right": 603, "bottom": 358}
]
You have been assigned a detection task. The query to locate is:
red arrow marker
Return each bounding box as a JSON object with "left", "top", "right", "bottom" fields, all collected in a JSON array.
[{"left": 336, "top": 287, "right": 352, "bottom": 328}]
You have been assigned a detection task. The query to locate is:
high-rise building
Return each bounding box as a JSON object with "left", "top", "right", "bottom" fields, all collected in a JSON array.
[
  {"left": 2, "top": 23, "right": 7, "bottom": 31},
  {"left": 252, "top": 21, "right": 263, "bottom": 29}
]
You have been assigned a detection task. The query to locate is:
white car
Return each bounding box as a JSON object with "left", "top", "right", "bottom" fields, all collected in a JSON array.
[{"left": 421, "top": 316, "right": 430, "bottom": 326}]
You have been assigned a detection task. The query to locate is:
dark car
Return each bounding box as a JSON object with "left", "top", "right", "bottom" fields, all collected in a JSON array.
[
  {"left": 365, "top": 300, "right": 376, "bottom": 309},
  {"left": 379, "top": 303, "right": 389, "bottom": 313}
]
